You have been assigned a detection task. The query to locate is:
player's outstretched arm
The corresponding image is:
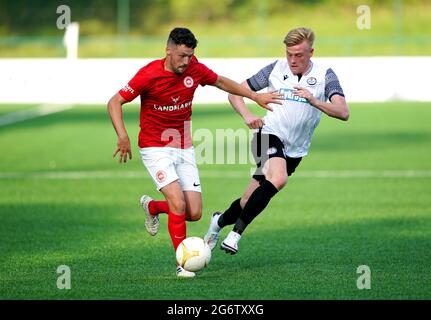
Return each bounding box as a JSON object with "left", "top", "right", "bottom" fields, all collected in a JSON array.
[
  {"left": 227, "top": 81, "right": 265, "bottom": 129},
  {"left": 107, "top": 93, "right": 132, "bottom": 163},
  {"left": 213, "top": 75, "right": 282, "bottom": 111},
  {"left": 293, "top": 86, "right": 350, "bottom": 121}
]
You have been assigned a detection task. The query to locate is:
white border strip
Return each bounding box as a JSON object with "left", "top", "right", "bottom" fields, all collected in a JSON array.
[
  {"left": 1, "top": 58, "right": 431, "bottom": 103},
  {"left": 0, "top": 170, "right": 430, "bottom": 180}
]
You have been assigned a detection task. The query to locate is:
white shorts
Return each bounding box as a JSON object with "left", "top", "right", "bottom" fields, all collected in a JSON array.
[{"left": 139, "top": 146, "right": 201, "bottom": 192}]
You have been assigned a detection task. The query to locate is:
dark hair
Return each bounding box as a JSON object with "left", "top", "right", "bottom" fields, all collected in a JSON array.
[{"left": 167, "top": 27, "right": 198, "bottom": 49}]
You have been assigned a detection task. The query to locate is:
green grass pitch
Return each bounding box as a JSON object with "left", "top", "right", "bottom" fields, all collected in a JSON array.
[{"left": 0, "top": 101, "right": 430, "bottom": 299}]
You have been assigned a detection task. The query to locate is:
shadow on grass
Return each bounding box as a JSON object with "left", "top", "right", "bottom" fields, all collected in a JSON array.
[
  {"left": 0, "top": 202, "right": 168, "bottom": 255},
  {"left": 0, "top": 105, "right": 235, "bottom": 133},
  {"left": 1, "top": 201, "right": 430, "bottom": 299},
  {"left": 311, "top": 130, "right": 431, "bottom": 152}
]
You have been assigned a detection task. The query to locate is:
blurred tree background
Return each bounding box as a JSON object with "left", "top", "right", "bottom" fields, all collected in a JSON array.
[{"left": 0, "top": 0, "right": 430, "bottom": 57}]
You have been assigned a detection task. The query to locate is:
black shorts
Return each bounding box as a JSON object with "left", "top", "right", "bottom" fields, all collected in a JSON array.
[{"left": 251, "top": 130, "right": 302, "bottom": 182}]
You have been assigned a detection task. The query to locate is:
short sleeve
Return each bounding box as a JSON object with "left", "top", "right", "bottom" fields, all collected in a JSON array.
[
  {"left": 246, "top": 61, "right": 277, "bottom": 91},
  {"left": 197, "top": 62, "right": 218, "bottom": 86},
  {"left": 325, "top": 68, "right": 345, "bottom": 101},
  {"left": 118, "top": 67, "right": 151, "bottom": 102}
]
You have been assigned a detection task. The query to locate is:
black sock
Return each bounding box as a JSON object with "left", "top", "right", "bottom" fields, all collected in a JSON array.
[
  {"left": 218, "top": 198, "right": 242, "bottom": 228},
  {"left": 233, "top": 180, "right": 278, "bottom": 234}
]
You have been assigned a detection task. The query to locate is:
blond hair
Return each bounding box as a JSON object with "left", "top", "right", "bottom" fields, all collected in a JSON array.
[{"left": 283, "top": 27, "right": 315, "bottom": 47}]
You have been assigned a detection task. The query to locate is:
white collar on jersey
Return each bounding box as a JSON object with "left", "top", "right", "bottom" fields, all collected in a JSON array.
[
  {"left": 303, "top": 60, "right": 314, "bottom": 76},
  {"left": 288, "top": 60, "right": 314, "bottom": 79}
]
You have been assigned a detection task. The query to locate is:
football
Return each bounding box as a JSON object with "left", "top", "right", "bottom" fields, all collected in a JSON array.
[{"left": 176, "top": 237, "right": 211, "bottom": 272}]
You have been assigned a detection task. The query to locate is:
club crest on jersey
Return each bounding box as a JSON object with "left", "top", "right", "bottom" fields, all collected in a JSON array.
[
  {"left": 156, "top": 170, "right": 167, "bottom": 183},
  {"left": 307, "top": 77, "right": 317, "bottom": 85},
  {"left": 184, "top": 76, "right": 194, "bottom": 88}
]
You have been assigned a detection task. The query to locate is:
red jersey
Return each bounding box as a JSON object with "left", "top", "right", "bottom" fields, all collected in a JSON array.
[{"left": 119, "top": 56, "right": 218, "bottom": 149}]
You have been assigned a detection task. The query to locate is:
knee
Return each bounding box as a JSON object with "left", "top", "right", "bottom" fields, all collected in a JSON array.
[
  {"left": 266, "top": 175, "right": 287, "bottom": 190},
  {"left": 188, "top": 210, "right": 202, "bottom": 221},
  {"left": 239, "top": 197, "right": 248, "bottom": 209},
  {"left": 169, "top": 198, "right": 186, "bottom": 214},
  {"left": 186, "top": 202, "right": 202, "bottom": 221}
]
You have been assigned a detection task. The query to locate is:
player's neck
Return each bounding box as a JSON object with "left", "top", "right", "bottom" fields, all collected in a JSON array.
[
  {"left": 292, "top": 61, "right": 313, "bottom": 81},
  {"left": 163, "top": 58, "right": 175, "bottom": 73},
  {"left": 303, "top": 60, "right": 313, "bottom": 75}
]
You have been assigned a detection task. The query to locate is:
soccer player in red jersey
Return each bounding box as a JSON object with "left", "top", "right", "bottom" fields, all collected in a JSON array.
[{"left": 108, "top": 27, "right": 281, "bottom": 277}]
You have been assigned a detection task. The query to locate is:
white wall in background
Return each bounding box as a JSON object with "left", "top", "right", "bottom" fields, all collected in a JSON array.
[{"left": 1, "top": 57, "right": 430, "bottom": 104}]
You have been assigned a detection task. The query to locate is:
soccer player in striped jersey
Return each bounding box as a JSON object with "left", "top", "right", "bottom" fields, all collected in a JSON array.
[
  {"left": 204, "top": 27, "right": 350, "bottom": 255},
  {"left": 108, "top": 27, "right": 282, "bottom": 277}
]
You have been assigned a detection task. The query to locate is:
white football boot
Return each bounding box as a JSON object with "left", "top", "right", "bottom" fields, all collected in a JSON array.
[
  {"left": 139, "top": 195, "right": 159, "bottom": 236},
  {"left": 203, "top": 212, "right": 222, "bottom": 250},
  {"left": 176, "top": 266, "right": 196, "bottom": 278},
  {"left": 220, "top": 231, "right": 241, "bottom": 255}
]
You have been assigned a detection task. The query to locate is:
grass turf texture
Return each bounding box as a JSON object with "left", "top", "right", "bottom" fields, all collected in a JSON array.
[{"left": 0, "top": 102, "right": 430, "bottom": 299}]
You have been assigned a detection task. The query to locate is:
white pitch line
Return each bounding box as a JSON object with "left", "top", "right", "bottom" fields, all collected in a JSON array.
[
  {"left": 0, "top": 104, "right": 73, "bottom": 126},
  {"left": 0, "top": 170, "right": 431, "bottom": 180}
]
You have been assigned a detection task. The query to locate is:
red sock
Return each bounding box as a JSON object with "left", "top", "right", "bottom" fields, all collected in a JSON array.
[
  {"left": 168, "top": 211, "right": 186, "bottom": 251},
  {"left": 148, "top": 200, "right": 169, "bottom": 215}
]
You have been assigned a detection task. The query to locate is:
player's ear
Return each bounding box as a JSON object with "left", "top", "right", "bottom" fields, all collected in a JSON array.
[{"left": 310, "top": 47, "right": 314, "bottom": 56}]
